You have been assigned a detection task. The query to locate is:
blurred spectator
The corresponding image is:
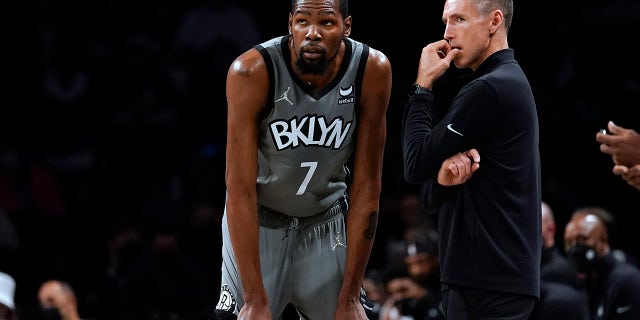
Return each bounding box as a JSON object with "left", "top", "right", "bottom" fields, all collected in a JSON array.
[
  {"left": 0, "top": 206, "right": 19, "bottom": 320},
  {"left": 0, "top": 272, "right": 16, "bottom": 320},
  {"left": 372, "top": 193, "right": 435, "bottom": 271},
  {"left": 37, "top": 279, "right": 83, "bottom": 320},
  {"left": 364, "top": 269, "right": 387, "bottom": 307},
  {"left": 529, "top": 202, "right": 589, "bottom": 320},
  {"left": 570, "top": 206, "right": 633, "bottom": 265},
  {"left": 404, "top": 229, "right": 440, "bottom": 295},
  {"left": 402, "top": 229, "right": 444, "bottom": 320},
  {"left": 362, "top": 269, "right": 387, "bottom": 320},
  {"left": 379, "top": 264, "right": 442, "bottom": 320},
  {"left": 540, "top": 201, "right": 581, "bottom": 288},
  {"left": 564, "top": 207, "right": 640, "bottom": 319}
]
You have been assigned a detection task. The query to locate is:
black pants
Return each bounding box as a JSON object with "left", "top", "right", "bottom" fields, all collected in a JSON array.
[{"left": 441, "top": 285, "right": 536, "bottom": 320}]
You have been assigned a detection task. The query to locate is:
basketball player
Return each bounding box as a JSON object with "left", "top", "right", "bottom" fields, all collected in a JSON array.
[{"left": 214, "top": 0, "right": 392, "bottom": 319}]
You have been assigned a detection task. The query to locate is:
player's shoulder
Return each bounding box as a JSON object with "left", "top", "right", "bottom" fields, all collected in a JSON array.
[
  {"left": 365, "top": 45, "right": 391, "bottom": 70},
  {"left": 348, "top": 38, "right": 390, "bottom": 69},
  {"left": 355, "top": 41, "right": 391, "bottom": 85},
  {"left": 228, "top": 46, "right": 267, "bottom": 78}
]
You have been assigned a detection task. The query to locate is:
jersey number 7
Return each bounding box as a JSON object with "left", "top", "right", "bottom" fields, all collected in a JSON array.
[{"left": 296, "top": 161, "right": 318, "bottom": 195}]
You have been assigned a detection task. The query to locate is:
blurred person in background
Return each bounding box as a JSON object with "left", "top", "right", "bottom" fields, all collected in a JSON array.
[
  {"left": 0, "top": 272, "right": 16, "bottom": 320},
  {"left": 564, "top": 207, "right": 640, "bottom": 319},
  {"left": 0, "top": 207, "right": 19, "bottom": 320},
  {"left": 404, "top": 229, "right": 440, "bottom": 296},
  {"left": 37, "top": 279, "right": 83, "bottom": 320},
  {"left": 540, "top": 201, "right": 581, "bottom": 288},
  {"left": 362, "top": 269, "right": 387, "bottom": 319},
  {"left": 528, "top": 202, "right": 588, "bottom": 320},
  {"left": 378, "top": 263, "right": 442, "bottom": 320},
  {"left": 402, "top": 229, "right": 444, "bottom": 320}
]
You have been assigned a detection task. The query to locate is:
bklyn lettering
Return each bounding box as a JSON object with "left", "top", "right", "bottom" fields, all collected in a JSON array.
[{"left": 270, "top": 115, "right": 352, "bottom": 150}]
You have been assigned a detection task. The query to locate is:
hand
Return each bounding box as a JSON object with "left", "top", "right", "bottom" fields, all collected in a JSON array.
[
  {"left": 613, "top": 164, "right": 640, "bottom": 191},
  {"left": 415, "top": 39, "right": 460, "bottom": 89},
  {"left": 596, "top": 121, "right": 640, "bottom": 166},
  {"left": 437, "top": 149, "right": 480, "bottom": 186},
  {"left": 238, "top": 302, "right": 272, "bottom": 320}
]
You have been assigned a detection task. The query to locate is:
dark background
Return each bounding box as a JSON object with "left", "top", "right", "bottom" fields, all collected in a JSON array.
[{"left": 1, "top": 0, "right": 639, "bottom": 318}]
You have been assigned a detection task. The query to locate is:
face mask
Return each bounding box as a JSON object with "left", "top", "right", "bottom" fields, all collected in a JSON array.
[
  {"left": 567, "top": 243, "right": 599, "bottom": 273},
  {"left": 41, "top": 307, "right": 62, "bottom": 320}
]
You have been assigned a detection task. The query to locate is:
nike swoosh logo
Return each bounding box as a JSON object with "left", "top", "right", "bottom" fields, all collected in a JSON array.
[
  {"left": 339, "top": 85, "right": 353, "bottom": 96},
  {"left": 447, "top": 124, "right": 463, "bottom": 136},
  {"left": 616, "top": 305, "right": 632, "bottom": 314}
]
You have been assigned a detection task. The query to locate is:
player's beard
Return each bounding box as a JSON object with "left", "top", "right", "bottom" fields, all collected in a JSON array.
[
  {"left": 296, "top": 45, "right": 337, "bottom": 75},
  {"left": 296, "top": 54, "right": 328, "bottom": 75}
]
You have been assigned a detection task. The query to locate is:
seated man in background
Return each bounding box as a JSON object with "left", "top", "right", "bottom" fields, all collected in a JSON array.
[
  {"left": 528, "top": 202, "right": 588, "bottom": 320},
  {"left": 38, "top": 279, "right": 84, "bottom": 320},
  {"left": 564, "top": 207, "right": 640, "bottom": 320},
  {"left": 540, "top": 201, "right": 582, "bottom": 288}
]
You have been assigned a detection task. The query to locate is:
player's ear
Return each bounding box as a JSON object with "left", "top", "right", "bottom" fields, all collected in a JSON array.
[{"left": 343, "top": 16, "right": 352, "bottom": 37}]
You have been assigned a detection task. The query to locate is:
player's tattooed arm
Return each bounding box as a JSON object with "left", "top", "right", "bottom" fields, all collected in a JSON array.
[{"left": 364, "top": 211, "right": 378, "bottom": 240}]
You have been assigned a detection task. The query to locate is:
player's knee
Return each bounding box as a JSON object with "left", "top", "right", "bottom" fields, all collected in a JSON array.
[{"left": 214, "top": 309, "right": 237, "bottom": 320}]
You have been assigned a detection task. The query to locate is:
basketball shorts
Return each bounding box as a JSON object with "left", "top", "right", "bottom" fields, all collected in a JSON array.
[{"left": 216, "top": 195, "right": 348, "bottom": 319}]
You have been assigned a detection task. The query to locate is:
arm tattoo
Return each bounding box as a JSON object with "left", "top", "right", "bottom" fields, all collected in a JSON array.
[{"left": 364, "top": 211, "right": 378, "bottom": 239}]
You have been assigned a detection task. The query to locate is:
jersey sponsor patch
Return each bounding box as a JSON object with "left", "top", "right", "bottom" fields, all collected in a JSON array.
[
  {"left": 216, "top": 284, "right": 237, "bottom": 313},
  {"left": 337, "top": 84, "right": 354, "bottom": 105}
]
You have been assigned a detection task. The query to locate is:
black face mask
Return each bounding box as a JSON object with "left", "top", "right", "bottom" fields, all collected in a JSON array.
[
  {"left": 41, "top": 307, "right": 62, "bottom": 320},
  {"left": 567, "top": 244, "right": 599, "bottom": 273}
]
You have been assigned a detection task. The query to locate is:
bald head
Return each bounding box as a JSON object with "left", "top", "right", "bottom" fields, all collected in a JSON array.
[
  {"left": 564, "top": 211, "right": 610, "bottom": 257},
  {"left": 38, "top": 280, "right": 72, "bottom": 306},
  {"left": 38, "top": 280, "right": 80, "bottom": 320}
]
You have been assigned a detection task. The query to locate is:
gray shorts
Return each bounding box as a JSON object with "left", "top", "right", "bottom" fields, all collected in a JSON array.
[{"left": 216, "top": 196, "right": 348, "bottom": 319}]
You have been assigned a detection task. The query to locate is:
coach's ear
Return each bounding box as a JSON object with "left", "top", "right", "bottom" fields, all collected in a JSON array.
[{"left": 488, "top": 9, "right": 504, "bottom": 35}]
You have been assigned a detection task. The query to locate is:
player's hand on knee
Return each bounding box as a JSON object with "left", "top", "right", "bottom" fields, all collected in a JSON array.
[
  {"left": 238, "top": 303, "right": 272, "bottom": 320},
  {"left": 334, "top": 301, "right": 368, "bottom": 320}
]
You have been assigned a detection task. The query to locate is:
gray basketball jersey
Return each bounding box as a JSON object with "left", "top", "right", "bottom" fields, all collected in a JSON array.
[{"left": 255, "top": 36, "right": 369, "bottom": 217}]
